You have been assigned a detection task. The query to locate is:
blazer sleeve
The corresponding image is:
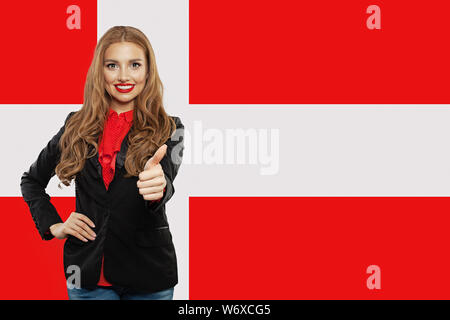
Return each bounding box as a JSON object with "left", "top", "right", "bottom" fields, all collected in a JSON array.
[
  {"left": 145, "top": 115, "right": 184, "bottom": 213},
  {"left": 20, "top": 111, "right": 76, "bottom": 240}
]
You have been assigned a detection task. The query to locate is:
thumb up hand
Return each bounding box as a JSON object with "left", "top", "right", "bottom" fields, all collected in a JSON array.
[{"left": 137, "top": 144, "right": 167, "bottom": 201}]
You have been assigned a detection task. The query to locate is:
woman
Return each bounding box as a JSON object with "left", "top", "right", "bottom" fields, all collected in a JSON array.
[{"left": 20, "top": 26, "right": 184, "bottom": 300}]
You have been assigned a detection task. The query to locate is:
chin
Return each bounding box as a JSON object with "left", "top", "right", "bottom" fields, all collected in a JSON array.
[{"left": 114, "top": 95, "right": 135, "bottom": 102}]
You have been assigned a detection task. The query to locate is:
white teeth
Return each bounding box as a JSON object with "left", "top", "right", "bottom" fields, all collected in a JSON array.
[{"left": 116, "top": 85, "right": 133, "bottom": 89}]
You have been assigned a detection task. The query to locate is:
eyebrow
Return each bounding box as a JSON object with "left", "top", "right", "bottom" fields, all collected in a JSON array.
[{"left": 104, "top": 59, "right": 144, "bottom": 63}]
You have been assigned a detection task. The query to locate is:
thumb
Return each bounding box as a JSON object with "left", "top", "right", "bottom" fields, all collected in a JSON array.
[{"left": 144, "top": 144, "right": 167, "bottom": 171}]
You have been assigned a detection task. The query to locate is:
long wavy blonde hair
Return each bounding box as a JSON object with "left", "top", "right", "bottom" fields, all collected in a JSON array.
[{"left": 55, "top": 26, "right": 175, "bottom": 187}]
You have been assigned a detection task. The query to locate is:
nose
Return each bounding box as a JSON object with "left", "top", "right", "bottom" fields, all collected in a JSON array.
[{"left": 118, "top": 67, "right": 130, "bottom": 82}]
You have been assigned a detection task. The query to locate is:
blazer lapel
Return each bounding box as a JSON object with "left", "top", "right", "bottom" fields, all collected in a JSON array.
[
  {"left": 87, "top": 146, "right": 102, "bottom": 178},
  {"left": 115, "top": 129, "right": 131, "bottom": 171}
]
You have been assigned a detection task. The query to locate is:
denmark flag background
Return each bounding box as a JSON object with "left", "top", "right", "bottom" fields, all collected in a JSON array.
[{"left": 1, "top": 0, "right": 450, "bottom": 299}]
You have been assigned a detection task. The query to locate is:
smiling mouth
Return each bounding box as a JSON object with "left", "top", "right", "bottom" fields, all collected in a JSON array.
[{"left": 114, "top": 84, "right": 135, "bottom": 93}]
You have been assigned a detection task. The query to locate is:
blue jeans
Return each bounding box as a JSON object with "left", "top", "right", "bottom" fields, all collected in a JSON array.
[{"left": 67, "top": 284, "right": 174, "bottom": 300}]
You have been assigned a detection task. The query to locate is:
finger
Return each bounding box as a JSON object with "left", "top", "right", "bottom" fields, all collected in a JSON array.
[
  {"left": 144, "top": 144, "right": 167, "bottom": 170},
  {"left": 137, "top": 176, "right": 165, "bottom": 188},
  {"left": 138, "top": 185, "right": 164, "bottom": 196},
  {"left": 74, "top": 220, "right": 97, "bottom": 238},
  {"left": 143, "top": 191, "right": 164, "bottom": 201},
  {"left": 76, "top": 213, "right": 95, "bottom": 228},
  {"left": 71, "top": 224, "right": 94, "bottom": 241},
  {"left": 73, "top": 233, "right": 88, "bottom": 242},
  {"left": 138, "top": 164, "right": 163, "bottom": 181},
  {"left": 66, "top": 228, "right": 88, "bottom": 242},
  {"left": 70, "top": 224, "right": 95, "bottom": 241}
]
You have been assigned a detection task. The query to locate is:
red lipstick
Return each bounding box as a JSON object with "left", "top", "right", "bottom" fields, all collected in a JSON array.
[{"left": 114, "top": 83, "right": 135, "bottom": 93}]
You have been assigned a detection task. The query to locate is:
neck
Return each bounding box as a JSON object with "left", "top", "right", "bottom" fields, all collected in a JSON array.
[{"left": 111, "top": 106, "right": 134, "bottom": 115}]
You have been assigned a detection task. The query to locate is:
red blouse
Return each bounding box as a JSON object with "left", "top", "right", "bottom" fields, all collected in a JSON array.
[
  {"left": 96, "top": 108, "right": 163, "bottom": 286},
  {"left": 97, "top": 108, "right": 134, "bottom": 286}
]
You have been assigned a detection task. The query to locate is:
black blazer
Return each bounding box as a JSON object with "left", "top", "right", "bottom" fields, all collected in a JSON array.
[{"left": 20, "top": 111, "right": 184, "bottom": 293}]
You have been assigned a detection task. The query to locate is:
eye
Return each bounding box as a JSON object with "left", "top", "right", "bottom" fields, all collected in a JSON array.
[{"left": 105, "top": 62, "right": 141, "bottom": 69}]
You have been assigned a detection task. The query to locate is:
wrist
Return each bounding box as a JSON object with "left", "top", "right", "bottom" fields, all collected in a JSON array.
[{"left": 49, "top": 223, "right": 63, "bottom": 237}]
